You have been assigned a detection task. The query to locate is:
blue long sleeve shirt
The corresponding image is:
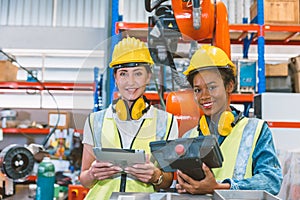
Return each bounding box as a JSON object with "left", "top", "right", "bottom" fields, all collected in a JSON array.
[
  {"left": 185, "top": 108, "right": 283, "bottom": 195},
  {"left": 221, "top": 122, "right": 283, "bottom": 195}
]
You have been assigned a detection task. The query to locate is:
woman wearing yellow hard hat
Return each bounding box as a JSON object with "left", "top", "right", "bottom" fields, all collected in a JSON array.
[
  {"left": 80, "top": 37, "right": 178, "bottom": 199},
  {"left": 176, "top": 45, "right": 282, "bottom": 195}
]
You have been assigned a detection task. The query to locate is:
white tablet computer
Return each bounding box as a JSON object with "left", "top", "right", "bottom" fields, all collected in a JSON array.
[{"left": 93, "top": 147, "right": 146, "bottom": 169}]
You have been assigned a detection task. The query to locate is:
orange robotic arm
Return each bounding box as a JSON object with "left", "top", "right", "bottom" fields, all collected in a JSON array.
[
  {"left": 215, "top": 2, "right": 231, "bottom": 58},
  {"left": 166, "top": 90, "right": 203, "bottom": 137},
  {"left": 171, "top": 0, "right": 231, "bottom": 58}
]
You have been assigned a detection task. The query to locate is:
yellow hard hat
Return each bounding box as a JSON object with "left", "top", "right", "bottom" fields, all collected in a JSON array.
[
  {"left": 109, "top": 37, "right": 154, "bottom": 68},
  {"left": 183, "top": 45, "right": 236, "bottom": 76}
]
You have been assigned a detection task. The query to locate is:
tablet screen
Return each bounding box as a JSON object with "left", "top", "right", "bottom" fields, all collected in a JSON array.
[{"left": 93, "top": 147, "right": 146, "bottom": 169}]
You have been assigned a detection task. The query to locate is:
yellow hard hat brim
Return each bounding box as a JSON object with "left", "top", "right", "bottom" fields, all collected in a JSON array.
[{"left": 183, "top": 64, "right": 236, "bottom": 76}]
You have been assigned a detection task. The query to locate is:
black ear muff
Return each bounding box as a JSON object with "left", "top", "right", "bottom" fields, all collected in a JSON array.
[{"left": 218, "top": 111, "right": 235, "bottom": 136}]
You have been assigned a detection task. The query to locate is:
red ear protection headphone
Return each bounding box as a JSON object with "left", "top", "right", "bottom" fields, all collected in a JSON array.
[{"left": 112, "top": 96, "right": 151, "bottom": 121}]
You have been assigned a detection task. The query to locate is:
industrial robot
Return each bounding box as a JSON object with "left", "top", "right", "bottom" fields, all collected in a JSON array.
[{"left": 145, "top": 0, "right": 231, "bottom": 136}]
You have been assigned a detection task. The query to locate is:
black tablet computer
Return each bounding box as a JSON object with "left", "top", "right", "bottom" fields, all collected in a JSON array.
[
  {"left": 93, "top": 147, "right": 146, "bottom": 169},
  {"left": 149, "top": 135, "right": 223, "bottom": 181}
]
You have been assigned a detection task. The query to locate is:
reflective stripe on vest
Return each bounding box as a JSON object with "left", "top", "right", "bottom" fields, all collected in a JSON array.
[
  {"left": 182, "top": 117, "right": 264, "bottom": 180},
  {"left": 212, "top": 117, "right": 264, "bottom": 180},
  {"left": 90, "top": 108, "right": 173, "bottom": 150}
]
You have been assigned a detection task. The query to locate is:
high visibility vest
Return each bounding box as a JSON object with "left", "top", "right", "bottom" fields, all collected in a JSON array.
[
  {"left": 85, "top": 107, "right": 174, "bottom": 200},
  {"left": 184, "top": 117, "right": 264, "bottom": 181}
]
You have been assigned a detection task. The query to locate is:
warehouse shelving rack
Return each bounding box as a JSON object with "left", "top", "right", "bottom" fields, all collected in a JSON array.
[
  {"left": 115, "top": 22, "right": 300, "bottom": 45},
  {"left": 0, "top": 82, "right": 94, "bottom": 136},
  {"left": 2, "top": 127, "right": 83, "bottom": 135},
  {"left": 114, "top": 21, "right": 300, "bottom": 94},
  {"left": 108, "top": 0, "right": 300, "bottom": 129},
  {"left": 112, "top": 0, "right": 300, "bottom": 94},
  {"left": 113, "top": 20, "right": 300, "bottom": 125},
  {"left": 0, "top": 82, "right": 94, "bottom": 91}
]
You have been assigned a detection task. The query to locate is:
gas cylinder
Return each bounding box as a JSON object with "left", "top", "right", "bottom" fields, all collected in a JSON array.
[{"left": 36, "top": 157, "right": 55, "bottom": 200}]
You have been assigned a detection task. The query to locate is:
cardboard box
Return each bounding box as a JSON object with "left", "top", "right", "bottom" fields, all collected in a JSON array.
[
  {"left": 265, "top": 63, "right": 289, "bottom": 77},
  {"left": 266, "top": 76, "right": 292, "bottom": 92},
  {"left": 48, "top": 111, "right": 70, "bottom": 129},
  {"left": 0, "top": 60, "right": 18, "bottom": 81},
  {"left": 250, "top": 0, "right": 300, "bottom": 24}
]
